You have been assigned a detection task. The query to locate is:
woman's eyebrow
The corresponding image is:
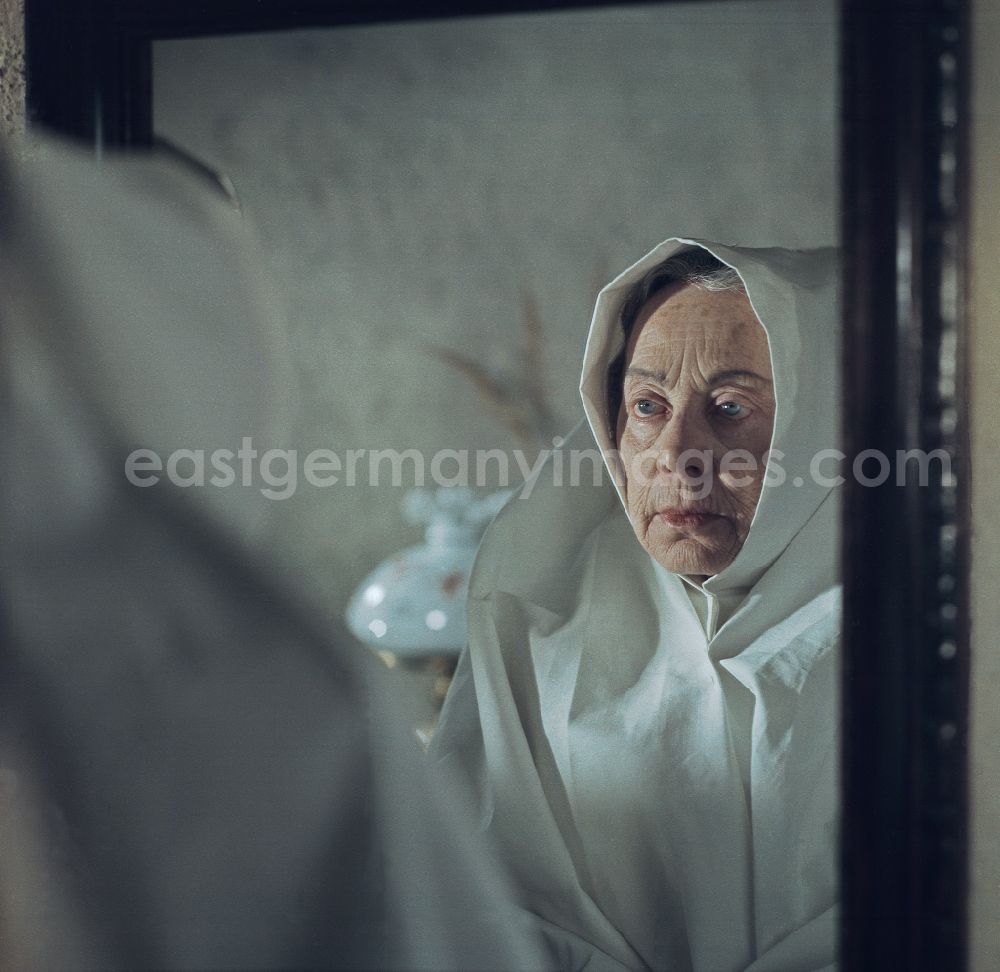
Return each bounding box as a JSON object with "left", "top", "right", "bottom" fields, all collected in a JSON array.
[
  {"left": 707, "top": 369, "right": 773, "bottom": 386},
  {"left": 624, "top": 366, "right": 667, "bottom": 383}
]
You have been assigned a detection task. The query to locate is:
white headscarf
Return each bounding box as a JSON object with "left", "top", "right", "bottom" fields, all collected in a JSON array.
[{"left": 433, "top": 238, "right": 841, "bottom": 971}]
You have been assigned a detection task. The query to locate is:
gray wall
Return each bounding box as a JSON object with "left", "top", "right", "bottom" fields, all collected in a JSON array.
[
  {"left": 0, "top": 0, "right": 25, "bottom": 138},
  {"left": 153, "top": 0, "right": 837, "bottom": 624}
]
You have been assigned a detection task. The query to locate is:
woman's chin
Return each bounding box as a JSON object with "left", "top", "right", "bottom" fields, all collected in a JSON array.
[
  {"left": 638, "top": 516, "right": 738, "bottom": 575},
  {"left": 645, "top": 535, "right": 736, "bottom": 577}
]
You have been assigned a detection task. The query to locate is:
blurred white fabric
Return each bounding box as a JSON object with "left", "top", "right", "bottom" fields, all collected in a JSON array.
[{"left": 0, "top": 135, "right": 544, "bottom": 971}]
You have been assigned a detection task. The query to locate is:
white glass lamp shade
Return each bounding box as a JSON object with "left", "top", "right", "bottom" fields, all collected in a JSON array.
[{"left": 346, "top": 487, "right": 509, "bottom": 658}]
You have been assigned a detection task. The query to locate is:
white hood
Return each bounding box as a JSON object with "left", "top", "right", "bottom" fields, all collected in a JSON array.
[
  {"left": 434, "top": 239, "right": 842, "bottom": 971},
  {"left": 581, "top": 237, "right": 840, "bottom": 597}
]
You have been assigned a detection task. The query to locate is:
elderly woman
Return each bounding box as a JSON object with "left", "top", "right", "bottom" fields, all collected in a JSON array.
[{"left": 432, "top": 239, "right": 840, "bottom": 972}]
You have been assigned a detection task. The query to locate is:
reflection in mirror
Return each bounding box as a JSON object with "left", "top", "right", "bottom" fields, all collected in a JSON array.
[{"left": 154, "top": 2, "right": 840, "bottom": 967}]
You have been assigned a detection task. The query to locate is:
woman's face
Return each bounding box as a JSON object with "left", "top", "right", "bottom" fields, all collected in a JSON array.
[{"left": 616, "top": 282, "right": 776, "bottom": 579}]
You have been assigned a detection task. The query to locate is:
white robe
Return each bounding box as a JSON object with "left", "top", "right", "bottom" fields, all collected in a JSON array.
[{"left": 433, "top": 239, "right": 841, "bottom": 971}]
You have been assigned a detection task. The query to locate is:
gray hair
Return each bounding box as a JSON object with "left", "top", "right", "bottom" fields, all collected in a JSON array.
[
  {"left": 617, "top": 248, "right": 744, "bottom": 340},
  {"left": 606, "top": 248, "right": 745, "bottom": 437}
]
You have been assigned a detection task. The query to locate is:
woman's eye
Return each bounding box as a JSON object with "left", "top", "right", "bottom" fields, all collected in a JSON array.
[
  {"left": 633, "top": 399, "right": 663, "bottom": 417},
  {"left": 717, "top": 400, "right": 749, "bottom": 418}
]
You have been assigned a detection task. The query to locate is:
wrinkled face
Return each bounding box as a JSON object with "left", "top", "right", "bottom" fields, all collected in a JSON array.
[{"left": 616, "top": 282, "right": 776, "bottom": 579}]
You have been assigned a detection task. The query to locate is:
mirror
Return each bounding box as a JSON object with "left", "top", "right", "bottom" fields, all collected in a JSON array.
[{"left": 17, "top": 0, "right": 974, "bottom": 965}]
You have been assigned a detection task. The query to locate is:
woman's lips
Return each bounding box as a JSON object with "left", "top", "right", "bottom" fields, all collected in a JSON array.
[{"left": 656, "top": 508, "right": 720, "bottom": 528}]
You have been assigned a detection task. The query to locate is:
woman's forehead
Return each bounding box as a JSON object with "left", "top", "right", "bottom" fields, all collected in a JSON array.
[{"left": 626, "top": 285, "right": 772, "bottom": 380}]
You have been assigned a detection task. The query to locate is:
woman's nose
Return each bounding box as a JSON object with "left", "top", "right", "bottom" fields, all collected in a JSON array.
[{"left": 654, "top": 411, "right": 713, "bottom": 481}]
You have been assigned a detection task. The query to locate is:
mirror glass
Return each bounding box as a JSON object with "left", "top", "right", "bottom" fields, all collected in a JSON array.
[{"left": 153, "top": 1, "right": 840, "bottom": 966}]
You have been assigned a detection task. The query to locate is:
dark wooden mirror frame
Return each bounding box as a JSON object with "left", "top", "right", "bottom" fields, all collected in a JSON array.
[{"left": 22, "top": 0, "right": 972, "bottom": 968}]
